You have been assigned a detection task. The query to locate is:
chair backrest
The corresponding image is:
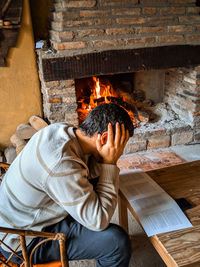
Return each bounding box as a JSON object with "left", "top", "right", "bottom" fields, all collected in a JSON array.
[
  {"left": 0, "top": 163, "right": 68, "bottom": 267},
  {"left": 0, "top": 227, "right": 68, "bottom": 267}
]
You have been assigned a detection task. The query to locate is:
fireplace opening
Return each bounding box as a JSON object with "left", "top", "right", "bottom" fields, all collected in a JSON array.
[
  {"left": 75, "top": 73, "right": 142, "bottom": 127},
  {"left": 75, "top": 72, "right": 167, "bottom": 128}
]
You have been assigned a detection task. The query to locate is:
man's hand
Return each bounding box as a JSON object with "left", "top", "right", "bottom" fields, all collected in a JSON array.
[{"left": 96, "top": 122, "right": 129, "bottom": 165}]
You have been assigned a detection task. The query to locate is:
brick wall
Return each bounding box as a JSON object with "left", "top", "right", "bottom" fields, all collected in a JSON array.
[
  {"left": 49, "top": 0, "right": 200, "bottom": 54},
  {"left": 164, "top": 66, "right": 200, "bottom": 140},
  {"left": 38, "top": 59, "right": 79, "bottom": 125}
]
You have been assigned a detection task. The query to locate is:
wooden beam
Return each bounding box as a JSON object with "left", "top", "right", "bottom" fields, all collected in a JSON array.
[
  {"left": 0, "top": 28, "right": 19, "bottom": 66},
  {"left": 42, "top": 45, "right": 200, "bottom": 82}
]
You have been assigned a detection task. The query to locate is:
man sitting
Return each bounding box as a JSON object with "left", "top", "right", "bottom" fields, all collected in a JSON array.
[{"left": 0, "top": 103, "right": 134, "bottom": 267}]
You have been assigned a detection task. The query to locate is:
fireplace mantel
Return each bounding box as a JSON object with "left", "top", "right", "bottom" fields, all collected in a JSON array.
[{"left": 42, "top": 45, "right": 200, "bottom": 82}]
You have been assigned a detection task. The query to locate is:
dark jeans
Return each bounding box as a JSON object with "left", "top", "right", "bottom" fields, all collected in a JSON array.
[{"left": 1, "top": 216, "right": 131, "bottom": 267}]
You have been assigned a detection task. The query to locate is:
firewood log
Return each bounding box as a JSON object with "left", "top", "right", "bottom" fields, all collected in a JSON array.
[
  {"left": 4, "top": 146, "right": 17, "bottom": 164},
  {"left": 16, "top": 123, "right": 37, "bottom": 139},
  {"left": 10, "top": 133, "right": 26, "bottom": 147},
  {"left": 29, "top": 116, "right": 48, "bottom": 131}
]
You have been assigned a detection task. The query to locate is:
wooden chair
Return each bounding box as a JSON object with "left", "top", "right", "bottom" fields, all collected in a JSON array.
[
  {"left": 0, "top": 227, "right": 68, "bottom": 267},
  {"left": 0, "top": 163, "right": 69, "bottom": 267}
]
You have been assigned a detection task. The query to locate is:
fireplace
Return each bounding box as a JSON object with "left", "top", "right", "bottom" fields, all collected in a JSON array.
[{"left": 37, "top": 0, "right": 200, "bottom": 154}]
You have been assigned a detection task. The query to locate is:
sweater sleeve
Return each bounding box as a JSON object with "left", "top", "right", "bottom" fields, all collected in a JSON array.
[{"left": 45, "top": 158, "right": 119, "bottom": 231}]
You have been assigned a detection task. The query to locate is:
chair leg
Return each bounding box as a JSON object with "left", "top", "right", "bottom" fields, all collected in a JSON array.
[{"left": 20, "top": 236, "right": 30, "bottom": 267}]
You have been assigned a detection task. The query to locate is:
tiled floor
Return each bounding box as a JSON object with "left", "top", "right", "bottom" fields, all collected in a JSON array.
[{"left": 70, "top": 144, "right": 200, "bottom": 267}]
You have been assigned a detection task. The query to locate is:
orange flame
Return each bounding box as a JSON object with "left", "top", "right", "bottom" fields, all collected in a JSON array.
[
  {"left": 93, "top": 77, "right": 101, "bottom": 99},
  {"left": 78, "top": 76, "right": 136, "bottom": 126},
  {"left": 82, "top": 76, "right": 114, "bottom": 112}
]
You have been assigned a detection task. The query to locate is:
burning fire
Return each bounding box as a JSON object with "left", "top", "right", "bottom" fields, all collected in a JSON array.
[
  {"left": 78, "top": 76, "right": 115, "bottom": 115},
  {"left": 77, "top": 76, "right": 137, "bottom": 125}
]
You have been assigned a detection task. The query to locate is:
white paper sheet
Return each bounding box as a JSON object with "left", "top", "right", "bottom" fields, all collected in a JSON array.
[{"left": 119, "top": 170, "right": 193, "bottom": 237}]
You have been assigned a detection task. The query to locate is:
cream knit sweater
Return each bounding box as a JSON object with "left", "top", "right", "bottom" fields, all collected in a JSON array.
[{"left": 0, "top": 123, "right": 119, "bottom": 251}]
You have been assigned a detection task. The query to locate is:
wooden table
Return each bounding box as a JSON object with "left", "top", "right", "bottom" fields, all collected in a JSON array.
[{"left": 118, "top": 160, "right": 200, "bottom": 267}]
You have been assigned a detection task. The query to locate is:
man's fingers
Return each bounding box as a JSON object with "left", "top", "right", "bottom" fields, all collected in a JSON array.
[
  {"left": 107, "top": 123, "right": 114, "bottom": 145},
  {"left": 120, "top": 124, "right": 126, "bottom": 145},
  {"left": 96, "top": 134, "right": 102, "bottom": 151},
  {"left": 114, "top": 122, "right": 120, "bottom": 146}
]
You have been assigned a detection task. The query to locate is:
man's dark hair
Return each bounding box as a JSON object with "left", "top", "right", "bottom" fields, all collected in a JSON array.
[{"left": 78, "top": 103, "right": 134, "bottom": 137}]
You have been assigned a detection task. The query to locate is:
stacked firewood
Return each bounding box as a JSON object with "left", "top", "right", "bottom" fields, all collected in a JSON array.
[{"left": 4, "top": 116, "right": 48, "bottom": 164}]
